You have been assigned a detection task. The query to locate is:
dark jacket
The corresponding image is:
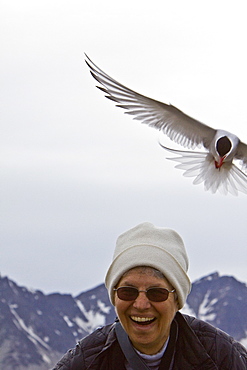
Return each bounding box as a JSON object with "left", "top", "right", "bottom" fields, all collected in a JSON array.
[{"left": 53, "top": 312, "right": 247, "bottom": 369}]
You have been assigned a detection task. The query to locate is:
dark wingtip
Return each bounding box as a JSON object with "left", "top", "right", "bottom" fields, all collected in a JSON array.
[{"left": 84, "top": 52, "right": 90, "bottom": 61}]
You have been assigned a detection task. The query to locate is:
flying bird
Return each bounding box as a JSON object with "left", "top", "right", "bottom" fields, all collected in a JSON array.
[{"left": 85, "top": 54, "right": 247, "bottom": 195}]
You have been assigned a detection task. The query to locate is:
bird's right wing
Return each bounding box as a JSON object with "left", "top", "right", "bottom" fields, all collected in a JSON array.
[{"left": 85, "top": 54, "right": 216, "bottom": 150}]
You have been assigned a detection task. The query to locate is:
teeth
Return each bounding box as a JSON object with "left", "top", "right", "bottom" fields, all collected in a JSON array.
[{"left": 131, "top": 316, "right": 154, "bottom": 323}]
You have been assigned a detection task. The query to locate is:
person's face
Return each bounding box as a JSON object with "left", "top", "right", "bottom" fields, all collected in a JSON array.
[{"left": 114, "top": 267, "right": 178, "bottom": 355}]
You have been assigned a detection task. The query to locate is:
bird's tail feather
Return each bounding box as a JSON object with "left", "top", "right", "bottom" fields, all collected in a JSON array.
[{"left": 161, "top": 144, "right": 247, "bottom": 195}]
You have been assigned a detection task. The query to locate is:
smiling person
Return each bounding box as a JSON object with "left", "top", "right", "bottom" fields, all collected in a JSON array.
[{"left": 53, "top": 222, "right": 246, "bottom": 369}]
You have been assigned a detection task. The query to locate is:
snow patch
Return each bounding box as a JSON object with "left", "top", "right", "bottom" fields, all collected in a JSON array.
[
  {"left": 26, "top": 286, "right": 38, "bottom": 295},
  {"left": 63, "top": 315, "right": 74, "bottom": 327},
  {"left": 206, "top": 276, "right": 213, "bottom": 281},
  {"left": 8, "top": 280, "right": 19, "bottom": 295},
  {"left": 97, "top": 300, "right": 111, "bottom": 314},
  {"left": 10, "top": 303, "right": 18, "bottom": 309},
  {"left": 75, "top": 299, "right": 105, "bottom": 332},
  {"left": 180, "top": 303, "right": 196, "bottom": 316},
  {"left": 42, "top": 354, "right": 51, "bottom": 364},
  {"left": 9, "top": 306, "right": 50, "bottom": 350},
  {"left": 73, "top": 316, "right": 88, "bottom": 332},
  {"left": 240, "top": 334, "right": 247, "bottom": 348},
  {"left": 198, "top": 291, "right": 216, "bottom": 321},
  {"left": 210, "top": 298, "right": 218, "bottom": 305}
]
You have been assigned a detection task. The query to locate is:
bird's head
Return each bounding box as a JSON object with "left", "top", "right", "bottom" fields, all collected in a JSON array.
[
  {"left": 213, "top": 131, "right": 240, "bottom": 169},
  {"left": 214, "top": 136, "right": 231, "bottom": 168}
]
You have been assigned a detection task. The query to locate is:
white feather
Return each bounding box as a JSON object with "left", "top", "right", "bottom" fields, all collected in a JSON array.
[{"left": 163, "top": 146, "right": 247, "bottom": 195}]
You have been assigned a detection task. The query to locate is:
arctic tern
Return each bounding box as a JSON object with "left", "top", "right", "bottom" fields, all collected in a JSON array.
[{"left": 85, "top": 54, "right": 247, "bottom": 195}]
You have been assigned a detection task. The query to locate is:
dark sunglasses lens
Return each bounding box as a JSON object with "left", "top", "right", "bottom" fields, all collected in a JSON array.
[
  {"left": 117, "top": 287, "right": 138, "bottom": 301},
  {"left": 116, "top": 287, "right": 170, "bottom": 302},
  {"left": 147, "top": 288, "right": 169, "bottom": 302}
]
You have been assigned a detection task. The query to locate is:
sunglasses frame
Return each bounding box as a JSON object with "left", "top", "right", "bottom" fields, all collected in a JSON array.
[{"left": 113, "top": 286, "right": 175, "bottom": 302}]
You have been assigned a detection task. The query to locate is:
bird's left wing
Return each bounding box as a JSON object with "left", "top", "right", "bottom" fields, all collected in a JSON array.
[
  {"left": 85, "top": 54, "right": 216, "bottom": 150},
  {"left": 235, "top": 141, "right": 247, "bottom": 169}
]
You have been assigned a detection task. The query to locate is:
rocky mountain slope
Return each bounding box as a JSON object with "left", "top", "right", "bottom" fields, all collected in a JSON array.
[{"left": 0, "top": 272, "right": 246, "bottom": 369}]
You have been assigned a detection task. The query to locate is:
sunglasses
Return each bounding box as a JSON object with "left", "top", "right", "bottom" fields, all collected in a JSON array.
[{"left": 114, "top": 286, "right": 175, "bottom": 302}]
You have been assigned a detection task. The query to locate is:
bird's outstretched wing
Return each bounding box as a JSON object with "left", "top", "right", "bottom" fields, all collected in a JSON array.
[
  {"left": 85, "top": 54, "right": 216, "bottom": 150},
  {"left": 160, "top": 144, "right": 247, "bottom": 195}
]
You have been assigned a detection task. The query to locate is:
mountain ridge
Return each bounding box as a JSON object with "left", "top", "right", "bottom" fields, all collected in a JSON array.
[{"left": 0, "top": 272, "right": 246, "bottom": 369}]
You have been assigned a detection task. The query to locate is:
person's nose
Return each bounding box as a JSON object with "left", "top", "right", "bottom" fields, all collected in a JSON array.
[{"left": 132, "top": 291, "right": 151, "bottom": 310}]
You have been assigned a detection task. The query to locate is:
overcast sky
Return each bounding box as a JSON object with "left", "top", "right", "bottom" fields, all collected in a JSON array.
[{"left": 1, "top": 0, "right": 247, "bottom": 296}]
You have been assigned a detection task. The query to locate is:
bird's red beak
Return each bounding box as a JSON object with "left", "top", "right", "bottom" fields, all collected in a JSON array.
[{"left": 215, "top": 156, "right": 225, "bottom": 169}]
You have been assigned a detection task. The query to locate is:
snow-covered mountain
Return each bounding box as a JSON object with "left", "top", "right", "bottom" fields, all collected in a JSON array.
[
  {"left": 0, "top": 272, "right": 246, "bottom": 369},
  {"left": 182, "top": 272, "right": 247, "bottom": 345}
]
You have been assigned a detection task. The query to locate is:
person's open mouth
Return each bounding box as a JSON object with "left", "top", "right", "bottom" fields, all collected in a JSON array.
[{"left": 130, "top": 316, "right": 156, "bottom": 325}]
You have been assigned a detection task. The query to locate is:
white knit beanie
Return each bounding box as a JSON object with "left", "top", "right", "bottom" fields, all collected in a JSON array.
[{"left": 105, "top": 222, "right": 191, "bottom": 309}]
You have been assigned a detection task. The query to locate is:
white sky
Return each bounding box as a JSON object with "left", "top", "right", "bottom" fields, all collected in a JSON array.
[{"left": 1, "top": 0, "right": 247, "bottom": 295}]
